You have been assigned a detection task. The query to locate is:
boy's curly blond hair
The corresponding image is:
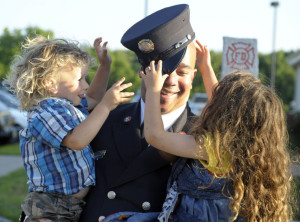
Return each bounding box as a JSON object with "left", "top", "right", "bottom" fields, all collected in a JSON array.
[
  {"left": 5, "top": 35, "right": 91, "bottom": 111},
  {"left": 190, "top": 72, "right": 294, "bottom": 221}
]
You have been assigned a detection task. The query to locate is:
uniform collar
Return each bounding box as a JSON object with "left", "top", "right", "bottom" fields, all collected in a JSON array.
[{"left": 140, "top": 98, "right": 186, "bottom": 130}]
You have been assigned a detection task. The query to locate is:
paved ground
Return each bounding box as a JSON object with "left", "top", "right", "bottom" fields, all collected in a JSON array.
[
  {"left": 0, "top": 155, "right": 23, "bottom": 177},
  {"left": 0, "top": 216, "right": 11, "bottom": 222}
]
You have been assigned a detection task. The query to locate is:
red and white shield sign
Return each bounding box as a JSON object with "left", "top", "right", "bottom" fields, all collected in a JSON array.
[{"left": 222, "top": 37, "right": 259, "bottom": 79}]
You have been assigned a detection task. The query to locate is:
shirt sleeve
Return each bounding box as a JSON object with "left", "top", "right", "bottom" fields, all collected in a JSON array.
[
  {"left": 198, "top": 134, "right": 231, "bottom": 175},
  {"left": 30, "top": 102, "right": 78, "bottom": 149}
]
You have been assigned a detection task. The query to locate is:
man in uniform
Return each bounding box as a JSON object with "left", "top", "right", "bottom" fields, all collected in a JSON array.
[{"left": 80, "top": 4, "right": 201, "bottom": 221}]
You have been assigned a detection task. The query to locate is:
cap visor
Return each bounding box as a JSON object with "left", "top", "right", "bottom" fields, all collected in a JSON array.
[{"left": 162, "top": 47, "right": 187, "bottom": 74}]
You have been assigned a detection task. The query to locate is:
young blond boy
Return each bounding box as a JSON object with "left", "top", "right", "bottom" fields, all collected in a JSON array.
[{"left": 6, "top": 36, "right": 133, "bottom": 221}]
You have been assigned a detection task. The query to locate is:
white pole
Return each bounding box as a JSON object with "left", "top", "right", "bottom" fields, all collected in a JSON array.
[
  {"left": 145, "top": 0, "right": 148, "bottom": 17},
  {"left": 270, "top": 1, "right": 279, "bottom": 90}
]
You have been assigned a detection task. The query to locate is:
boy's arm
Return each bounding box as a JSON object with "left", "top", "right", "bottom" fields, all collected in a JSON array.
[
  {"left": 141, "top": 61, "right": 208, "bottom": 161},
  {"left": 86, "top": 37, "right": 112, "bottom": 110},
  {"left": 62, "top": 78, "right": 134, "bottom": 150},
  {"left": 195, "top": 40, "right": 218, "bottom": 100}
]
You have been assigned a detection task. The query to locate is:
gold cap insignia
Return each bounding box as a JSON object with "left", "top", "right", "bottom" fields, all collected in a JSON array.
[{"left": 138, "top": 39, "right": 154, "bottom": 53}]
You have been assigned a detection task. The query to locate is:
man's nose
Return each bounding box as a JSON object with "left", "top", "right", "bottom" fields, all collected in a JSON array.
[{"left": 164, "top": 72, "right": 178, "bottom": 85}]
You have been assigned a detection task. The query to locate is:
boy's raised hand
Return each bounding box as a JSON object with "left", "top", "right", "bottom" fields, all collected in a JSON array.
[
  {"left": 140, "top": 60, "right": 169, "bottom": 92},
  {"left": 101, "top": 77, "right": 134, "bottom": 111},
  {"left": 94, "top": 37, "right": 112, "bottom": 66}
]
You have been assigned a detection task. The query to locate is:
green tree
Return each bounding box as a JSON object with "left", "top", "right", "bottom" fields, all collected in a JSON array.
[
  {"left": 110, "top": 50, "right": 141, "bottom": 93},
  {"left": 0, "top": 26, "right": 297, "bottom": 113},
  {"left": 259, "top": 51, "right": 295, "bottom": 111},
  {"left": 0, "top": 28, "right": 24, "bottom": 80},
  {"left": 87, "top": 49, "right": 141, "bottom": 93},
  {"left": 0, "top": 26, "right": 54, "bottom": 80},
  {"left": 190, "top": 50, "right": 222, "bottom": 97}
]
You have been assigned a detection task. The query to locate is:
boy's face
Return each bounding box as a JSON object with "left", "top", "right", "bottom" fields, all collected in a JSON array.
[{"left": 55, "top": 65, "right": 89, "bottom": 106}]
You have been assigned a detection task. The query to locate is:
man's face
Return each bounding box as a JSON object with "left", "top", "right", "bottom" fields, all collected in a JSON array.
[{"left": 160, "top": 44, "right": 197, "bottom": 114}]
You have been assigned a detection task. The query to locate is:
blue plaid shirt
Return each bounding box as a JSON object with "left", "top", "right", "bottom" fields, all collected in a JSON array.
[{"left": 20, "top": 98, "right": 95, "bottom": 195}]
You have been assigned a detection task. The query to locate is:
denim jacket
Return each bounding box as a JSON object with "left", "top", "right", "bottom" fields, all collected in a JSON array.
[{"left": 158, "top": 158, "right": 235, "bottom": 221}]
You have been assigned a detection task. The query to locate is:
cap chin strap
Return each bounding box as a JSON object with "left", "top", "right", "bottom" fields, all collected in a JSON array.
[
  {"left": 159, "top": 32, "right": 195, "bottom": 60},
  {"left": 138, "top": 32, "right": 195, "bottom": 72}
]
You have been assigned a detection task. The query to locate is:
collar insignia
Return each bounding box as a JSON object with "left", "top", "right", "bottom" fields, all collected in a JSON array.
[{"left": 124, "top": 116, "right": 132, "bottom": 123}]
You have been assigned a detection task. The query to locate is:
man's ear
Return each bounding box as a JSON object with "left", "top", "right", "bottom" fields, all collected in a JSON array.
[
  {"left": 45, "top": 78, "right": 57, "bottom": 95},
  {"left": 139, "top": 66, "right": 144, "bottom": 78},
  {"left": 189, "top": 69, "right": 197, "bottom": 90},
  {"left": 193, "top": 68, "right": 197, "bottom": 79}
]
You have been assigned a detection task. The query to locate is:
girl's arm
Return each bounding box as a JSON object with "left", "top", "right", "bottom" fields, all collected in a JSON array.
[
  {"left": 62, "top": 77, "right": 134, "bottom": 150},
  {"left": 86, "top": 37, "right": 112, "bottom": 110},
  {"left": 195, "top": 40, "right": 218, "bottom": 100},
  {"left": 140, "top": 61, "right": 208, "bottom": 160}
]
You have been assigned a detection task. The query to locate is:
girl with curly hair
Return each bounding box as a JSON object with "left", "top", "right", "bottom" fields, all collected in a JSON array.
[
  {"left": 5, "top": 35, "right": 134, "bottom": 221},
  {"left": 137, "top": 44, "right": 294, "bottom": 221}
]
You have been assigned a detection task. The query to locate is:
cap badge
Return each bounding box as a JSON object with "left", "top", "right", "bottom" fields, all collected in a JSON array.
[{"left": 138, "top": 39, "right": 154, "bottom": 53}]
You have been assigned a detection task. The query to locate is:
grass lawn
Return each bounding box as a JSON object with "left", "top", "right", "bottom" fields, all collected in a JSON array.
[
  {"left": 0, "top": 143, "right": 25, "bottom": 221},
  {"left": 0, "top": 143, "right": 20, "bottom": 155},
  {"left": 294, "top": 178, "right": 300, "bottom": 219},
  {"left": 0, "top": 168, "right": 27, "bottom": 221}
]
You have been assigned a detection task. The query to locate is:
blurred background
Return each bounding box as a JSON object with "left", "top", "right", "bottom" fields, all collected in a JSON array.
[
  {"left": 0, "top": 0, "right": 299, "bottom": 221},
  {"left": 1, "top": 0, "right": 299, "bottom": 147}
]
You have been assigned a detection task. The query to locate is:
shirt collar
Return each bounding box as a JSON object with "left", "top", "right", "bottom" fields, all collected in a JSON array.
[{"left": 140, "top": 98, "right": 186, "bottom": 130}]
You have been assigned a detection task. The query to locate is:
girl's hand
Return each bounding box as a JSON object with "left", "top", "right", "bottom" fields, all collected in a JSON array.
[
  {"left": 94, "top": 37, "right": 112, "bottom": 66},
  {"left": 101, "top": 77, "right": 134, "bottom": 111},
  {"left": 140, "top": 60, "right": 169, "bottom": 92},
  {"left": 195, "top": 40, "right": 213, "bottom": 75}
]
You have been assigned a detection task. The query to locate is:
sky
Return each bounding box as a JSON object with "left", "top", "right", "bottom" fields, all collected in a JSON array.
[{"left": 1, "top": 0, "right": 299, "bottom": 54}]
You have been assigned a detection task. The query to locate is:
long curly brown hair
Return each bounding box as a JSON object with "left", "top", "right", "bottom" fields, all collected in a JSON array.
[{"left": 190, "top": 72, "right": 294, "bottom": 221}]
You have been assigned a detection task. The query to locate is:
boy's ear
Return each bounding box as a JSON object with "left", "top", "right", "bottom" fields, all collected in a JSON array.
[{"left": 45, "top": 78, "right": 58, "bottom": 94}]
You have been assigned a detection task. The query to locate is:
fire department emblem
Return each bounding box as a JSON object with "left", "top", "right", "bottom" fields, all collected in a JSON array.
[
  {"left": 138, "top": 39, "right": 154, "bottom": 53},
  {"left": 226, "top": 42, "right": 255, "bottom": 70}
]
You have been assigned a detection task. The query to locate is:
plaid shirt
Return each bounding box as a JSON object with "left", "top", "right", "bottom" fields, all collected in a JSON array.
[{"left": 20, "top": 98, "right": 95, "bottom": 195}]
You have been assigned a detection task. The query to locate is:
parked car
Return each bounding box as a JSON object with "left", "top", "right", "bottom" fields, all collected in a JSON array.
[
  {"left": 131, "top": 88, "right": 141, "bottom": 103},
  {"left": 0, "top": 102, "right": 18, "bottom": 144},
  {"left": 188, "top": 93, "right": 208, "bottom": 115},
  {"left": 0, "top": 90, "right": 27, "bottom": 128}
]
